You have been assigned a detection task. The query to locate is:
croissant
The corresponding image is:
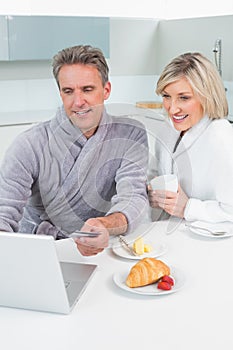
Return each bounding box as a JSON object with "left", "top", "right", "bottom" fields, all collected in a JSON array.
[{"left": 126, "top": 257, "right": 170, "bottom": 288}]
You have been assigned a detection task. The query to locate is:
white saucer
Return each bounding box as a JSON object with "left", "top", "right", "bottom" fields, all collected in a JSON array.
[
  {"left": 113, "top": 266, "right": 185, "bottom": 296},
  {"left": 188, "top": 226, "right": 233, "bottom": 239},
  {"left": 112, "top": 241, "right": 167, "bottom": 260}
]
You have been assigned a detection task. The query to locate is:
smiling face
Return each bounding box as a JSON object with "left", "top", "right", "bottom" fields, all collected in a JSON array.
[
  {"left": 162, "top": 77, "right": 204, "bottom": 133},
  {"left": 58, "top": 63, "right": 111, "bottom": 138}
]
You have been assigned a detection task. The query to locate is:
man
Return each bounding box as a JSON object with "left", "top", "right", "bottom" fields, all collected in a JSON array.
[{"left": 0, "top": 45, "right": 148, "bottom": 256}]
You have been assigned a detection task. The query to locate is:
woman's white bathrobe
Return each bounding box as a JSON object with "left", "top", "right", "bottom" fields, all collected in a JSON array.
[{"left": 150, "top": 115, "right": 233, "bottom": 223}]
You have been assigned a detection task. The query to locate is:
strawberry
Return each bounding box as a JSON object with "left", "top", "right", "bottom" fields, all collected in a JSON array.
[
  {"left": 157, "top": 281, "right": 172, "bottom": 290},
  {"left": 161, "top": 275, "right": 174, "bottom": 286}
]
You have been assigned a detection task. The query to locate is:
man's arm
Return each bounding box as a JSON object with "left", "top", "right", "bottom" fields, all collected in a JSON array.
[
  {"left": 0, "top": 132, "right": 37, "bottom": 232},
  {"left": 106, "top": 120, "right": 149, "bottom": 232},
  {"left": 96, "top": 212, "right": 128, "bottom": 235}
]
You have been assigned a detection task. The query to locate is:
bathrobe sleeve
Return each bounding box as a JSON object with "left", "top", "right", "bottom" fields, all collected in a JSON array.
[
  {"left": 184, "top": 120, "right": 233, "bottom": 223},
  {"left": 106, "top": 123, "right": 149, "bottom": 231},
  {"left": 0, "top": 127, "right": 40, "bottom": 232}
]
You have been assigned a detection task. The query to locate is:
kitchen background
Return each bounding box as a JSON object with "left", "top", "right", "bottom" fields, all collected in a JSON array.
[{"left": 0, "top": 1, "right": 233, "bottom": 130}]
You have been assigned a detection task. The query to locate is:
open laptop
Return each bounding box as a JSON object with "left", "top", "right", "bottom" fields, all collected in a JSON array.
[{"left": 0, "top": 232, "right": 97, "bottom": 314}]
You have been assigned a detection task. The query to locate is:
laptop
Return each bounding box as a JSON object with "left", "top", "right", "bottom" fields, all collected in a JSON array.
[{"left": 0, "top": 232, "right": 97, "bottom": 314}]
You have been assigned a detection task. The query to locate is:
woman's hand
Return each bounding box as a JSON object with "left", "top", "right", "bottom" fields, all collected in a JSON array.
[
  {"left": 148, "top": 184, "right": 189, "bottom": 218},
  {"left": 148, "top": 183, "right": 160, "bottom": 208},
  {"left": 74, "top": 218, "right": 109, "bottom": 256}
]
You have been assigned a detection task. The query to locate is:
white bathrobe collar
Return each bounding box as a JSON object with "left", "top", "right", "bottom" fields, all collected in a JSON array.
[{"left": 173, "top": 115, "right": 211, "bottom": 157}]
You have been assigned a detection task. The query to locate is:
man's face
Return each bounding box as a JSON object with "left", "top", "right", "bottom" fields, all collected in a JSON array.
[{"left": 58, "top": 63, "right": 111, "bottom": 138}]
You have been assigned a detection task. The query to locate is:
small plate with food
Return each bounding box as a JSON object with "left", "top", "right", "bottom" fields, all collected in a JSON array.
[
  {"left": 112, "top": 236, "right": 167, "bottom": 260},
  {"left": 113, "top": 257, "right": 185, "bottom": 295}
]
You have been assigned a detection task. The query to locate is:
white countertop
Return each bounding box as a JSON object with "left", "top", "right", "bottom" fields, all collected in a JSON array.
[
  {"left": 1, "top": 219, "right": 233, "bottom": 350},
  {"left": 0, "top": 109, "right": 56, "bottom": 126}
]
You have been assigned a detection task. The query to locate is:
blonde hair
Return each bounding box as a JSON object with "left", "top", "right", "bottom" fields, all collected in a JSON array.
[{"left": 156, "top": 52, "right": 228, "bottom": 119}]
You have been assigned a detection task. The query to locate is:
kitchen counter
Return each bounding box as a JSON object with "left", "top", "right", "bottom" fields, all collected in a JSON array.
[
  {"left": 0, "top": 219, "right": 232, "bottom": 350},
  {"left": 0, "top": 109, "right": 56, "bottom": 126},
  {"left": 0, "top": 110, "right": 55, "bottom": 162}
]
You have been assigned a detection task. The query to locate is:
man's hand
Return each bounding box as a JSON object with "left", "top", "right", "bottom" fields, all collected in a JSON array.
[
  {"left": 74, "top": 218, "right": 109, "bottom": 256},
  {"left": 74, "top": 213, "right": 128, "bottom": 256}
]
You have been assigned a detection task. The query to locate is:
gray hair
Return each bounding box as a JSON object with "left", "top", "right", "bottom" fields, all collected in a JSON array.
[
  {"left": 52, "top": 45, "right": 109, "bottom": 88},
  {"left": 156, "top": 52, "right": 228, "bottom": 119}
]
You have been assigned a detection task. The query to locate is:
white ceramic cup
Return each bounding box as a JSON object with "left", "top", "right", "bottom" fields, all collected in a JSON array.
[{"left": 150, "top": 174, "right": 178, "bottom": 192}]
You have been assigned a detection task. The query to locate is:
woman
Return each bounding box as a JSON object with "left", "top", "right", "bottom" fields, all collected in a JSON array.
[{"left": 148, "top": 52, "right": 233, "bottom": 223}]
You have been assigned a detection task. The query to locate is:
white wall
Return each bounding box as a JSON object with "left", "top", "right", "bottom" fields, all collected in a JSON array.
[
  {"left": 1, "top": 0, "right": 233, "bottom": 19},
  {"left": 0, "top": 18, "right": 159, "bottom": 120},
  {"left": 156, "top": 15, "right": 233, "bottom": 81},
  {"left": 1, "top": 8, "right": 233, "bottom": 122},
  {"left": 109, "top": 18, "right": 158, "bottom": 76},
  {"left": 155, "top": 15, "right": 233, "bottom": 117},
  {"left": 0, "top": 0, "right": 165, "bottom": 18}
]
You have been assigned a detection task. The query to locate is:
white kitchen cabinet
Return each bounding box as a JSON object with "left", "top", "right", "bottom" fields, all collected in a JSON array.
[
  {"left": 0, "top": 15, "right": 109, "bottom": 61},
  {"left": 0, "top": 16, "right": 8, "bottom": 60}
]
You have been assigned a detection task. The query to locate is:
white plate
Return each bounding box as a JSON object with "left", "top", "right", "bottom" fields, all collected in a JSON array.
[
  {"left": 113, "top": 266, "right": 185, "bottom": 296},
  {"left": 112, "top": 241, "right": 167, "bottom": 260},
  {"left": 188, "top": 226, "right": 233, "bottom": 239}
]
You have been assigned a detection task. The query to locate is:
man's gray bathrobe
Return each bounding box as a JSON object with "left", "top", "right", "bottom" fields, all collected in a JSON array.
[{"left": 0, "top": 107, "right": 149, "bottom": 237}]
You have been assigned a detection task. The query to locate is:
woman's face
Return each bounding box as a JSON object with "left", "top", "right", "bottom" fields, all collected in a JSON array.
[{"left": 162, "top": 77, "right": 204, "bottom": 133}]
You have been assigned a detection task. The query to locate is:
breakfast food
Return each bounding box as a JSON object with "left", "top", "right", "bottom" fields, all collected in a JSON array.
[
  {"left": 161, "top": 275, "right": 174, "bottom": 286},
  {"left": 126, "top": 257, "right": 170, "bottom": 288},
  {"left": 133, "top": 237, "right": 144, "bottom": 255},
  {"left": 157, "top": 281, "right": 172, "bottom": 290},
  {"left": 157, "top": 275, "right": 174, "bottom": 290},
  {"left": 132, "top": 236, "right": 153, "bottom": 255},
  {"left": 144, "top": 244, "right": 153, "bottom": 253}
]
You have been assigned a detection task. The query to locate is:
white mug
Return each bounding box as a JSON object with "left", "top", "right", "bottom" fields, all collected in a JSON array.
[{"left": 150, "top": 174, "right": 178, "bottom": 192}]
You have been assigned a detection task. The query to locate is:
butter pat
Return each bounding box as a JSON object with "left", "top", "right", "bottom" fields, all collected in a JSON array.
[
  {"left": 133, "top": 237, "right": 153, "bottom": 255},
  {"left": 133, "top": 237, "right": 144, "bottom": 255},
  {"left": 144, "top": 244, "right": 153, "bottom": 253}
]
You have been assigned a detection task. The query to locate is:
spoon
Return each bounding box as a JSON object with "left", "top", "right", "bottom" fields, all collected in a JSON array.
[{"left": 185, "top": 224, "right": 226, "bottom": 236}]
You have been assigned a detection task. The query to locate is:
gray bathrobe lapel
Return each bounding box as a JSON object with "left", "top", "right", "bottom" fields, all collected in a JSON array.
[{"left": 38, "top": 106, "right": 111, "bottom": 232}]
